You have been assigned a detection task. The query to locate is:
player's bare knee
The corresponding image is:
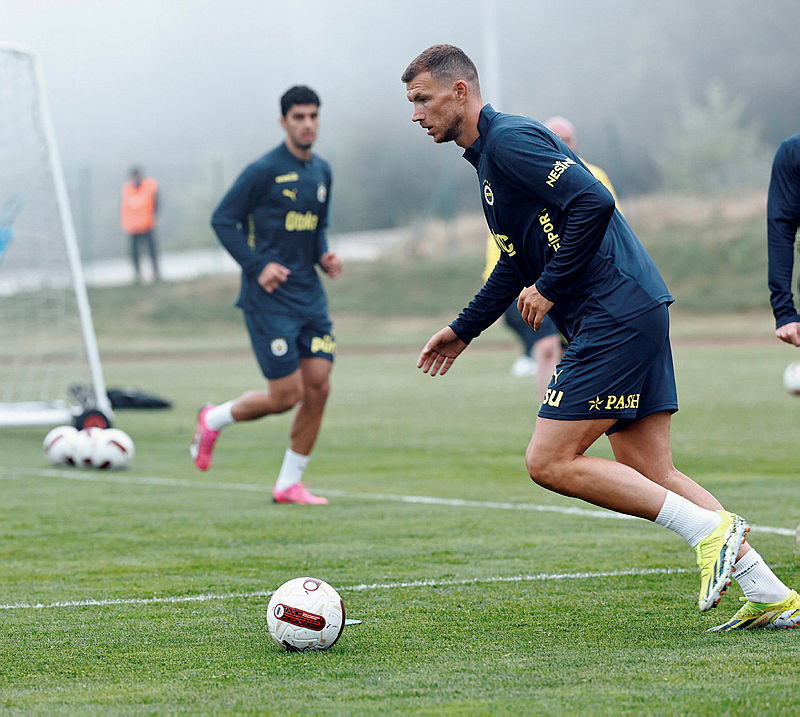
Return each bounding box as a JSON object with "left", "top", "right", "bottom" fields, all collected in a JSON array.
[
  {"left": 306, "top": 378, "right": 330, "bottom": 404},
  {"left": 526, "top": 447, "right": 559, "bottom": 489},
  {"left": 271, "top": 385, "right": 304, "bottom": 413}
]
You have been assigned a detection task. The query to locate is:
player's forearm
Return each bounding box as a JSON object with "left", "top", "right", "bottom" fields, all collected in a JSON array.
[
  {"left": 210, "top": 217, "right": 265, "bottom": 275},
  {"left": 210, "top": 163, "right": 268, "bottom": 274},
  {"left": 536, "top": 185, "right": 615, "bottom": 302},
  {"left": 450, "top": 265, "right": 522, "bottom": 342},
  {"left": 767, "top": 218, "right": 800, "bottom": 327},
  {"left": 315, "top": 227, "right": 329, "bottom": 263}
]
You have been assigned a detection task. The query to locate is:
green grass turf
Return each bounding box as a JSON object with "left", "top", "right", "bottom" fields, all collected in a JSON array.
[{"left": 1, "top": 316, "right": 799, "bottom": 713}]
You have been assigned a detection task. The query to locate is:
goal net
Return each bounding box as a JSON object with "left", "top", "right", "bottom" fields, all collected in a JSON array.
[{"left": 0, "top": 43, "right": 111, "bottom": 426}]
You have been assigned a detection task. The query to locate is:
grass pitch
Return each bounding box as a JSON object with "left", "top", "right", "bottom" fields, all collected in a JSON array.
[{"left": 1, "top": 290, "right": 798, "bottom": 713}]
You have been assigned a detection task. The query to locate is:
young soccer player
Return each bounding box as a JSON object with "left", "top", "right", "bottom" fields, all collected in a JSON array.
[
  {"left": 402, "top": 44, "right": 799, "bottom": 630},
  {"left": 190, "top": 85, "right": 341, "bottom": 505}
]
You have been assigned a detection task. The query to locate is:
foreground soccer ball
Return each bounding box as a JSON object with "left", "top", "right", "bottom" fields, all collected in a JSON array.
[
  {"left": 783, "top": 361, "right": 800, "bottom": 395},
  {"left": 267, "top": 577, "right": 345, "bottom": 652},
  {"left": 42, "top": 425, "right": 79, "bottom": 465},
  {"left": 92, "top": 428, "right": 135, "bottom": 469}
]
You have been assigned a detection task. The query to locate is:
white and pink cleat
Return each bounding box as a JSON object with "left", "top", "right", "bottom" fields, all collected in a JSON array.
[
  {"left": 272, "top": 482, "right": 328, "bottom": 505},
  {"left": 190, "top": 404, "right": 219, "bottom": 471}
]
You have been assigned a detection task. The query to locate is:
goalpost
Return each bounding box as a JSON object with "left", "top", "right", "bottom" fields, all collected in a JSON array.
[{"left": 0, "top": 43, "right": 112, "bottom": 427}]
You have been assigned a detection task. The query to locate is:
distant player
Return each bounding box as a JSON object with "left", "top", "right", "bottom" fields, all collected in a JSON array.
[
  {"left": 191, "top": 85, "right": 341, "bottom": 505},
  {"left": 542, "top": 116, "right": 618, "bottom": 206},
  {"left": 767, "top": 133, "right": 800, "bottom": 346},
  {"left": 403, "top": 44, "right": 799, "bottom": 630}
]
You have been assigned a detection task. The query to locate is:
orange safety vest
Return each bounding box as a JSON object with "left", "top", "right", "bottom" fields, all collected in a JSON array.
[{"left": 120, "top": 177, "right": 158, "bottom": 234}]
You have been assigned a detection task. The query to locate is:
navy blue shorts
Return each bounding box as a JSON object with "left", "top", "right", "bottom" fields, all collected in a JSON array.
[
  {"left": 244, "top": 310, "right": 335, "bottom": 381},
  {"left": 538, "top": 303, "right": 677, "bottom": 433}
]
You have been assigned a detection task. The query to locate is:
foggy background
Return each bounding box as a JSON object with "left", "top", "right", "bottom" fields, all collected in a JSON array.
[{"left": 2, "top": 0, "right": 798, "bottom": 262}]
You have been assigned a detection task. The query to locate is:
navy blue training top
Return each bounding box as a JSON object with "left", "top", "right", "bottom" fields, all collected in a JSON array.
[
  {"left": 211, "top": 142, "right": 332, "bottom": 315},
  {"left": 767, "top": 134, "right": 800, "bottom": 329},
  {"left": 451, "top": 105, "right": 673, "bottom": 343}
]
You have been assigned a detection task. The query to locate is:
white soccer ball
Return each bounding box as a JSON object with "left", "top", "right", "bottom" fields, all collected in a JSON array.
[
  {"left": 783, "top": 361, "right": 800, "bottom": 395},
  {"left": 267, "top": 577, "right": 345, "bottom": 652},
  {"left": 70, "top": 427, "right": 103, "bottom": 468},
  {"left": 42, "top": 425, "right": 78, "bottom": 465},
  {"left": 91, "top": 428, "right": 135, "bottom": 469}
]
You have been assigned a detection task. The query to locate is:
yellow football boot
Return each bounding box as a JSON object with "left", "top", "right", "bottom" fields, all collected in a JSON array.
[
  {"left": 708, "top": 590, "right": 800, "bottom": 631},
  {"left": 695, "top": 510, "right": 749, "bottom": 611}
]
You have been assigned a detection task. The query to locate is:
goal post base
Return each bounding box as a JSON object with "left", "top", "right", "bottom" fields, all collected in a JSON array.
[
  {"left": 0, "top": 402, "right": 75, "bottom": 427},
  {"left": 0, "top": 402, "right": 112, "bottom": 429}
]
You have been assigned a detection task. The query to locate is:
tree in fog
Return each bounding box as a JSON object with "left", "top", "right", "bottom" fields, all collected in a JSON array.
[{"left": 654, "top": 82, "right": 771, "bottom": 193}]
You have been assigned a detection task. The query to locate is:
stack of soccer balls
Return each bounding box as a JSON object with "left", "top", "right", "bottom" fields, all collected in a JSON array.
[{"left": 42, "top": 426, "right": 135, "bottom": 469}]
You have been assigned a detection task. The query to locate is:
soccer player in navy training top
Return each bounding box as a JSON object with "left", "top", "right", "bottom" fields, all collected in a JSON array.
[
  {"left": 402, "top": 44, "right": 799, "bottom": 631},
  {"left": 767, "top": 134, "right": 800, "bottom": 347},
  {"left": 190, "top": 86, "right": 341, "bottom": 505}
]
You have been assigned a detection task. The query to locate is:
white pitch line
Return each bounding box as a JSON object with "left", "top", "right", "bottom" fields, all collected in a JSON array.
[
  {"left": 0, "top": 566, "right": 693, "bottom": 611},
  {"left": 3, "top": 467, "right": 795, "bottom": 536}
]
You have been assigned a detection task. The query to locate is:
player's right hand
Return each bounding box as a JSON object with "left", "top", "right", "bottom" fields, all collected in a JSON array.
[
  {"left": 417, "top": 326, "right": 467, "bottom": 376},
  {"left": 776, "top": 321, "right": 800, "bottom": 346},
  {"left": 258, "top": 262, "right": 291, "bottom": 293}
]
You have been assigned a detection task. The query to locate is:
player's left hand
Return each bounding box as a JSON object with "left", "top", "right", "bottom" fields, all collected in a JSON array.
[
  {"left": 320, "top": 252, "right": 342, "bottom": 278},
  {"left": 517, "top": 284, "right": 554, "bottom": 330}
]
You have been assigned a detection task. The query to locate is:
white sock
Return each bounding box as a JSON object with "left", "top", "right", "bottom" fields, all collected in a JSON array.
[
  {"left": 732, "top": 548, "right": 791, "bottom": 603},
  {"left": 654, "top": 490, "right": 722, "bottom": 547},
  {"left": 205, "top": 401, "right": 235, "bottom": 431},
  {"left": 274, "top": 448, "right": 310, "bottom": 492}
]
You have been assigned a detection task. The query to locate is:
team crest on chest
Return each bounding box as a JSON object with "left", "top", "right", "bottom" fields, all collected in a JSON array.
[
  {"left": 483, "top": 179, "right": 494, "bottom": 206},
  {"left": 316, "top": 183, "right": 327, "bottom": 203}
]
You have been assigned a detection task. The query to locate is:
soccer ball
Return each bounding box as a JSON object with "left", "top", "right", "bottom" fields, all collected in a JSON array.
[
  {"left": 42, "top": 425, "right": 78, "bottom": 465},
  {"left": 783, "top": 361, "right": 800, "bottom": 395},
  {"left": 267, "top": 577, "right": 345, "bottom": 652},
  {"left": 91, "top": 428, "right": 135, "bottom": 469},
  {"left": 70, "top": 427, "right": 103, "bottom": 468}
]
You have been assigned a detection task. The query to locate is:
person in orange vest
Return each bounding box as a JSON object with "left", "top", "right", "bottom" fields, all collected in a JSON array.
[{"left": 120, "top": 166, "right": 160, "bottom": 283}]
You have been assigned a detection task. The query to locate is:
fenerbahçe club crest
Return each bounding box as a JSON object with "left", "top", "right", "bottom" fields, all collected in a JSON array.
[
  {"left": 270, "top": 338, "right": 288, "bottom": 357},
  {"left": 483, "top": 180, "right": 494, "bottom": 206}
]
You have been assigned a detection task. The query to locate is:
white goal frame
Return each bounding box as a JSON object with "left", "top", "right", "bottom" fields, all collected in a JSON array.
[{"left": 0, "top": 43, "right": 112, "bottom": 426}]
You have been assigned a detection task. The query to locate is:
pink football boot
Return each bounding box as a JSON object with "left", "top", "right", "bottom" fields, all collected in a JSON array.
[
  {"left": 272, "top": 482, "right": 328, "bottom": 505},
  {"left": 190, "top": 404, "right": 219, "bottom": 471}
]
